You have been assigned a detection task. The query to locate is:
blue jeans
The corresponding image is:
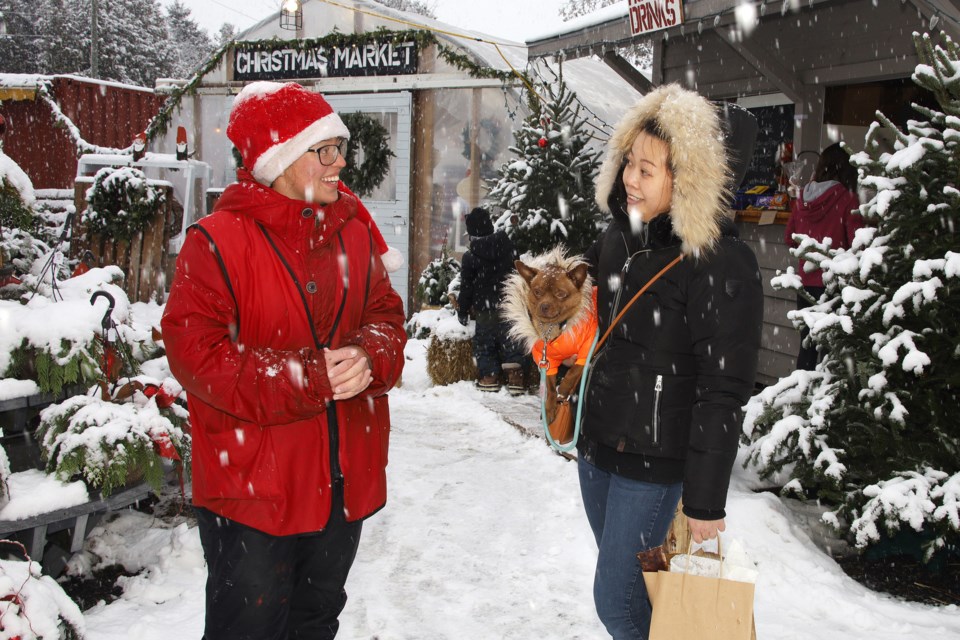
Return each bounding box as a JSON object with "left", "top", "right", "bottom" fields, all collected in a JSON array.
[{"left": 578, "top": 457, "right": 682, "bottom": 640}]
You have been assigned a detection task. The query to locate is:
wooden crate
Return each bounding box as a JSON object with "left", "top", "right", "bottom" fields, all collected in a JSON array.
[{"left": 71, "top": 180, "right": 176, "bottom": 303}]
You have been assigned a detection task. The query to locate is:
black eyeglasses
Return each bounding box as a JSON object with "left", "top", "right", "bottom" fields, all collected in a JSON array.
[{"left": 307, "top": 139, "right": 348, "bottom": 166}]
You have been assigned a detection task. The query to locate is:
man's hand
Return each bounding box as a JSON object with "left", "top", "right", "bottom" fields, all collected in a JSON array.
[
  {"left": 323, "top": 346, "right": 372, "bottom": 401},
  {"left": 687, "top": 516, "right": 725, "bottom": 544}
]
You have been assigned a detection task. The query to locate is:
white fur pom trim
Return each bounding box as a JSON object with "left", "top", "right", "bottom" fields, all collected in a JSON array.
[{"left": 381, "top": 246, "right": 404, "bottom": 273}]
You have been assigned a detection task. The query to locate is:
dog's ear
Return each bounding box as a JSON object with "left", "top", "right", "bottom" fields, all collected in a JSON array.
[
  {"left": 567, "top": 263, "right": 589, "bottom": 290},
  {"left": 515, "top": 260, "right": 539, "bottom": 284}
]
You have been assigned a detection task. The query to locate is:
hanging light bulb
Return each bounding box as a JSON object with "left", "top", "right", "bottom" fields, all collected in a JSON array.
[
  {"left": 280, "top": 0, "right": 302, "bottom": 30},
  {"left": 930, "top": 12, "right": 941, "bottom": 30}
]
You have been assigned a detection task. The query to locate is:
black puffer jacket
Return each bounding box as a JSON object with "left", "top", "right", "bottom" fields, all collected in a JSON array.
[
  {"left": 581, "top": 203, "right": 763, "bottom": 521},
  {"left": 458, "top": 230, "right": 517, "bottom": 322}
]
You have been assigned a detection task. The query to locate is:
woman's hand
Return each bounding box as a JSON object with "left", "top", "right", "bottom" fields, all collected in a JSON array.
[
  {"left": 687, "top": 516, "right": 725, "bottom": 544},
  {"left": 324, "top": 346, "right": 372, "bottom": 400}
]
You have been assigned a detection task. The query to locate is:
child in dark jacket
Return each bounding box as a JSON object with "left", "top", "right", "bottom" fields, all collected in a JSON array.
[{"left": 458, "top": 207, "right": 527, "bottom": 394}]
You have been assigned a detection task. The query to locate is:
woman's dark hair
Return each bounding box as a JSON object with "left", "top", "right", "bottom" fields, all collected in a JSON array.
[{"left": 813, "top": 142, "right": 857, "bottom": 191}]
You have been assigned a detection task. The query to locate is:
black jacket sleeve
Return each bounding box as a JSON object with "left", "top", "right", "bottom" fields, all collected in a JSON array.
[
  {"left": 458, "top": 251, "right": 477, "bottom": 323},
  {"left": 681, "top": 238, "right": 764, "bottom": 520}
]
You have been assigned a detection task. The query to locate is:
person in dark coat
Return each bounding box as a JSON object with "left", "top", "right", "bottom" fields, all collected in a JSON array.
[
  {"left": 578, "top": 84, "right": 764, "bottom": 639},
  {"left": 784, "top": 142, "right": 864, "bottom": 370},
  {"left": 457, "top": 206, "right": 527, "bottom": 394}
]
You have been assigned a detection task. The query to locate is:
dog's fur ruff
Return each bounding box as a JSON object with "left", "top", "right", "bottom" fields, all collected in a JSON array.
[
  {"left": 502, "top": 247, "right": 595, "bottom": 422},
  {"left": 501, "top": 247, "right": 593, "bottom": 350},
  {"left": 594, "top": 83, "right": 731, "bottom": 257}
]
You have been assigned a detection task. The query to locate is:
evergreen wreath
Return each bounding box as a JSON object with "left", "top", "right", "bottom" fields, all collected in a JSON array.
[
  {"left": 83, "top": 167, "right": 167, "bottom": 241},
  {"left": 339, "top": 112, "right": 396, "bottom": 198}
]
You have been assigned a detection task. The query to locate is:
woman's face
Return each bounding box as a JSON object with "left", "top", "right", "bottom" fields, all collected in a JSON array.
[
  {"left": 622, "top": 131, "right": 673, "bottom": 222},
  {"left": 272, "top": 137, "right": 347, "bottom": 204}
]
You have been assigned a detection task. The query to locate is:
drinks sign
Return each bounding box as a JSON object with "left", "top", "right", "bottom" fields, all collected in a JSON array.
[
  {"left": 233, "top": 40, "right": 418, "bottom": 81},
  {"left": 628, "top": 0, "right": 684, "bottom": 36}
]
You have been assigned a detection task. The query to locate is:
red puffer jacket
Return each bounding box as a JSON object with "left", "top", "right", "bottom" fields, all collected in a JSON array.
[
  {"left": 785, "top": 181, "right": 863, "bottom": 287},
  {"left": 161, "top": 170, "right": 406, "bottom": 536}
]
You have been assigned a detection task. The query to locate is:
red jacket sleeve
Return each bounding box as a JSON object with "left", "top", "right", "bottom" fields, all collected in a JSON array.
[
  {"left": 161, "top": 228, "right": 329, "bottom": 426},
  {"left": 338, "top": 249, "right": 407, "bottom": 397}
]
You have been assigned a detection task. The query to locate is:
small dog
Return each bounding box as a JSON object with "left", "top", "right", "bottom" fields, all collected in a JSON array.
[{"left": 502, "top": 248, "right": 597, "bottom": 423}]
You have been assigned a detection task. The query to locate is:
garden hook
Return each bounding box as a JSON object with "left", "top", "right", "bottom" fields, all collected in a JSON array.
[{"left": 90, "top": 290, "right": 116, "bottom": 340}]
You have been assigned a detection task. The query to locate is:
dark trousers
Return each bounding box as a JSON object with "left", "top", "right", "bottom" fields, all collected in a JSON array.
[
  {"left": 196, "top": 489, "right": 362, "bottom": 640},
  {"left": 796, "top": 285, "right": 826, "bottom": 371},
  {"left": 473, "top": 311, "right": 526, "bottom": 378}
]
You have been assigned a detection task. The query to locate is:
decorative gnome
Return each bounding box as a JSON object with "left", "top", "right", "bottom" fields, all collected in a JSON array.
[
  {"left": 176, "top": 126, "right": 188, "bottom": 161},
  {"left": 226, "top": 81, "right": 403, "bottom": 272},
  {"left": 132, "top": 131, "right": 146, "bottom": 161}
]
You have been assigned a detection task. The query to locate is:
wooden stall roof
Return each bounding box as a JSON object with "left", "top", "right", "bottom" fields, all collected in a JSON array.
[{"left": 526, "top": 0, "right": 960, "bottom": 96}]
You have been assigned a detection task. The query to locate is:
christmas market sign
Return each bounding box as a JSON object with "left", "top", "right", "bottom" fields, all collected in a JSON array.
[
  {"left": 628, "top": 0, "right": 684, "bottom": 36},
  {"left": 233, "top": 39, "right": 418, "bottom": 81}
]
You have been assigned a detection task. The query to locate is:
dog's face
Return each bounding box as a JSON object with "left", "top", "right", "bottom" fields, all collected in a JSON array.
[{"left": 515, "top": 260, "right": 589, "bottom": 325}]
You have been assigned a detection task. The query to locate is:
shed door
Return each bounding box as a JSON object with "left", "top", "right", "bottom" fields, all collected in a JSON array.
[{"left": 325, "top": 92, "right": 412, "bottom": 311}]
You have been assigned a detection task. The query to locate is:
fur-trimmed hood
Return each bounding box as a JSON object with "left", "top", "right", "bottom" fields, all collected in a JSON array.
[
  {"left": 501, "top": 247, "right": 594, "bottom": 350},
  {"left": 595, "top": 84, "right": 731, "bottom": 256}
]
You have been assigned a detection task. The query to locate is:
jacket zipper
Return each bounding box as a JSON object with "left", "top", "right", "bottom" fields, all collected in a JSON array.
[{"left": 652, "top": 374, "right": 663, "bottom": 446}]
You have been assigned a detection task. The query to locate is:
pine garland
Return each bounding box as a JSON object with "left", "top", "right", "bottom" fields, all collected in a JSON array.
[
  {"left": 339, "top": 112, "right": 396, "bottom": 197},
  {"left": 145, "top": 29, "right": 523, "bottom": 144}
]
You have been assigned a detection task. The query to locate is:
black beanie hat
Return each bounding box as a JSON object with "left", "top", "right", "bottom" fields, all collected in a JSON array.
[{"left": 466, "top": 207, "right": 494, "bottom": 237}]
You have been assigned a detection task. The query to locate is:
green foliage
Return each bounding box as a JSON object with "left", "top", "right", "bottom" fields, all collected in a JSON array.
[
  {"left": 487, "top": 64, "right": 604, "bottom": 256},
  {"left": 339, "top": 112, "right": 396, "bottom": 198},
  {"left": 416, "top": 249, "right": 460, "bottom": 306},
  {"left": 37, "top": 389, "right": 191, "bottom": 496},
  {"left": 0, "top": 179, "right": 35, "bottom": 233},
  {"left": 83, "top": 167, "right": 166, "bottom": 241},
  {"left": 742, "top": 32, "right": 960, "bottom": 560},
  {"left": 7, "top": 342, "right": 97, "bottom": 395}
]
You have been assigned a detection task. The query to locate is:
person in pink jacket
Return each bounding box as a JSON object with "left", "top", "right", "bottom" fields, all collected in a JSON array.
[{"left": 784, "top": 142, "right": 864, "bottom": 369}]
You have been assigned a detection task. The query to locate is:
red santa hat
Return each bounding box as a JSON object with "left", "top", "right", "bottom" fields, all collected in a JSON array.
[
  {"left": 227, "top": 81, "right": 351, "bottom": 186},
  {"left": 227, "top": 82, "right": 403, "bottom": 273}
]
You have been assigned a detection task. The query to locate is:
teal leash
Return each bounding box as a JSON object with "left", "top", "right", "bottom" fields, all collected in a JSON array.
[{"left": 541, "top": 327, "right": 600, "bottom": 452}]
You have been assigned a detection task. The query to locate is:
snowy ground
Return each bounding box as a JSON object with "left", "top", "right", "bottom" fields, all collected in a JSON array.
[{"left": 73, "top": 338, "right": 960, "bottom": 639}]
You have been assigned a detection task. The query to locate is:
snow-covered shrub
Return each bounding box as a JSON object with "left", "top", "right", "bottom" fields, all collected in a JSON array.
[
  {"left": 37, "top": 377, "right": 190, "bottom": 497},
  {"left": 416, "top": 251, "right": 460, "bottom": 307},
  {"left": 0, "top": 552, "right": 85, "bottom": 639},
  {"left": 0, "top": 268, "right": 156, "bottom": 394},
  {"left": 742, "top": 33, "right": 960, "bottom": 562},
  {"left": 83, "top": 167, "right": 167, "bottom": 241}
]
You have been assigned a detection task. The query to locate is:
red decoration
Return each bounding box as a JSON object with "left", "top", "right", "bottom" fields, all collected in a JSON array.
[
  {"left": 538, "top": 137, "right": 548, "bottom": 148},
  {"left": 143, "top": 383, "right": 177, "bottom": 409},
  {"left": 176, "top": 126, "right": 188, "bottom": 161}
]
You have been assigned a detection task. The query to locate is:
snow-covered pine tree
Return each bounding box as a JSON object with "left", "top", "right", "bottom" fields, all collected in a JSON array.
[
  {"left": 742, "top": 32, "right": 960, "bottom": 563},
  {"left": 375, "top": 0, "right": 437, "bottom": 18},
  {"left": 486, "top": 65, "right": 603, "bottom": 256},
  {"left": 165, "top": 0, "right": 214, "bottom": 78}
]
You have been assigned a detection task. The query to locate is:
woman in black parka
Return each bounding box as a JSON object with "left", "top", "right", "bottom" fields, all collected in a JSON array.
[{"left": 578, "top": 84, "right": 763, "bottom": 639}]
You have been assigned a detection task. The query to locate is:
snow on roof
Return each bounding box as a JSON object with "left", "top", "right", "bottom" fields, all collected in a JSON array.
[
  {"left": 526, "top": 0, "right": 629, "bottom": 43},
  {"left": 0, "top": 73, "right": 156, "bottom": 94}
]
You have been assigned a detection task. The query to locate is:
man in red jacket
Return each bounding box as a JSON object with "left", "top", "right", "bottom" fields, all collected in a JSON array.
[{"left": 161, "top": 82, "right": 406, "bottom": 640}]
